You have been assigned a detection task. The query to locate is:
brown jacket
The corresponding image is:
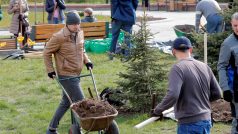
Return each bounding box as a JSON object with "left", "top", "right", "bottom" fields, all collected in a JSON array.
[
  {"left": 8, "top": 0, "right": 29, "bottom": 35},
  {"left": 43, "top": 27, "right": 90, "bottom": 76}
]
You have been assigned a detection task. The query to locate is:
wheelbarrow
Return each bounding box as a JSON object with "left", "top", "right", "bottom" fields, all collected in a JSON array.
[
  {"left": 173, "top": 24, "right": 195, "bottom": 37},
  {"left": 55, "top": 68, "right": 119, "bottom": 134},
  {"left": 173, "top": 24, "right": 198, "bottom": 44}
]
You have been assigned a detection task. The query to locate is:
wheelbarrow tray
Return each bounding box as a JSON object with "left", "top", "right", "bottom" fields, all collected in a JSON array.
[
  {"left": 173, "top": 24, "right": 195, "bottom": 37},
  {"left": 71, "top": 103, "right": 118, "bottom": 131}
]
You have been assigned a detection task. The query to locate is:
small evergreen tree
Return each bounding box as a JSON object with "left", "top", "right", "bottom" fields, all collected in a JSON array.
[{"left": 117, "top": 12, "right": 166, "bottom": 112}]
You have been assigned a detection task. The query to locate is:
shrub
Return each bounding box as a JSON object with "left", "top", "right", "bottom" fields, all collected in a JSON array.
[{"left": 117, "top": 11, "right": 167, "bottom": 112}]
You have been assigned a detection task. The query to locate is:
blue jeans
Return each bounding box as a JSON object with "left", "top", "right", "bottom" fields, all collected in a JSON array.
[
  {"left": 206, "top": 14, "right": 223, "bottom": 33},
  {"left": 177, "top": 120, "right": 212, "bottom": 134},
  {"left": 48, "top": 76, "right": 85, "bottom": 130},
  {"left": 110, "top": 19, "right": 133, "bottom": 56}
]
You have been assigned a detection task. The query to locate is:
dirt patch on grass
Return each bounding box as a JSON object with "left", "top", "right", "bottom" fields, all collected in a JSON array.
[
  {"left": 72, "top": 99, "right": 116, "bottom": 118},
  {"left": 211, "top": 99, "right": 232, "bottom": 122}
]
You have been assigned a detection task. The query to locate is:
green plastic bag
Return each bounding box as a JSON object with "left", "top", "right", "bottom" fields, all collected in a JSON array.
[{"left": 90, "top": 40, "right": 109, "bottom": 53}]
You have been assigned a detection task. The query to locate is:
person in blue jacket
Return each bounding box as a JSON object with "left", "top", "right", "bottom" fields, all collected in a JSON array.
[
  {"left": 109, "top": 0, "right": 139, "bottom": 60},
  {"left": 45, "top": 0, "right": 66, "bottom": 24}
]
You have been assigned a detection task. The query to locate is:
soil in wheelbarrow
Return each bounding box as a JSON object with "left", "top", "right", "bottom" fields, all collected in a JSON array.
[
  {"left": 175, "top": 25, "right": 195, "bottom": 33},
  {"left": 72, "top": 99, "right": 116, "bottom": 118},
  {"left": 211, "top": 99, "right": 232, "bottom": 122}
]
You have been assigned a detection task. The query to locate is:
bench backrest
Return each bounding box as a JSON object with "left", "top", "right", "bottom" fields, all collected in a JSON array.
[
  {"left": 30, "top": 21, "right": 109, "bottom": 43},
  {"left": 0, "top": 38, "right": 17, "bottom": 50}
]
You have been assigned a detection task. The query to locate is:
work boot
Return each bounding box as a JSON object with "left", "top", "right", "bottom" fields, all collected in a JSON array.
[{"left": 46, "top": 129, "right": 59, "bottom": 134}]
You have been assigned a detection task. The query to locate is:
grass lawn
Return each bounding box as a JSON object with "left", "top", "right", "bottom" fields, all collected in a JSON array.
[{"left": 0, "top": 52, "right": 231, "bottom": 134}]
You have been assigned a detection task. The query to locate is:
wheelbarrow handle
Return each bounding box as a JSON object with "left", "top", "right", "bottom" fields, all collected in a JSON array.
[
  {"left": 55, "top": 77, "right": 73, "bottom": 105},
  {"left": 54, "top": 68, "right": 100, "bottom": 104},
  {"left": 89, "top": 68, "right": 100, "bottom": 100}
]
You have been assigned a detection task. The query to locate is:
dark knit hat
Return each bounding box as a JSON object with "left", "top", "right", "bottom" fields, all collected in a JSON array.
[
  {"left": 66, "top": 10, "right": 81, "bottom": 25},
  {"left": 173, "top": 36, "right": 192, "bottom": 50}
]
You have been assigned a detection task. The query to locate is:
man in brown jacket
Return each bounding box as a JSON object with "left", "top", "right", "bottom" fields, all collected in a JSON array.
[{"left": 43, "top": 10, "right": 93, "bottom": 134}]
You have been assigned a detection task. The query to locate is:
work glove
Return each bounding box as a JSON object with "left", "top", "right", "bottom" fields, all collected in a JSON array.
[
  {"left": 85, "top": 62, "right": 93, "bottom": 70},
  {"left": 48, "top": 71, "right": 56, "bottom": 79},
  {"left": 151, "top": 109, "right": 163, "bottom": 121},
  {"left": 223, "top": 90, "right": 233, "bottom": 102}
]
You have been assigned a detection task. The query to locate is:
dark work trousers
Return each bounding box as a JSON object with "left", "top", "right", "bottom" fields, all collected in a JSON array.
[
  {"left": 48, "top": 75, "right": 85, "bottom": 130},
  {"left": 230, "top": 100, "right": 238, "bottom": 134},
  {"left": 110, "top": 19, "right": 133, "bottom": 56}
]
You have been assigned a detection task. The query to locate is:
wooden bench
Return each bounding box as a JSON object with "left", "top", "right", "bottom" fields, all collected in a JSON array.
[
  {"left": 30, "top": 21, "right": 110, "bottom": 43},
  {"left": 0, "top": 38, "right": 17, "bottom": 50}
]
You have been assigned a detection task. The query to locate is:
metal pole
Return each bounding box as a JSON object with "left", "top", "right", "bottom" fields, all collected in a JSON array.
[
  {"left": 204, "top": 32, "right": 207, "bottom": 64},
  {"left": 150, "top": 93, "right": 157, "bottom": 116},
  {"left": 35, "top": 0, "right": 37, "bottom": 24}
]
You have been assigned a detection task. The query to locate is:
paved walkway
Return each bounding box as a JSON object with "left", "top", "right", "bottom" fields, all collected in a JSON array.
[
  {"left": 94, "top": 10, "right": 205, "bottom": 42},
  {"left": 0, "top": 11, "right": 205, "bottom": 42}
]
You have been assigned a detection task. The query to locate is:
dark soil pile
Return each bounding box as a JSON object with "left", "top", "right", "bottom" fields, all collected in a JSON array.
[
  {"left": 211, "top": 99, "right": 232, "bottom": 122},
  {"left": 174, "top": 24, "right": 195, "bottom": 33},
  {"left": 72, "top": 99, "right": 116, "bottom": 118}
]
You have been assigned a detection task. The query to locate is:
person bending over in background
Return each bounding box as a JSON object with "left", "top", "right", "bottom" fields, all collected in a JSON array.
[{"left": 195, "top": 0, "right": 223, "bottom": 33}]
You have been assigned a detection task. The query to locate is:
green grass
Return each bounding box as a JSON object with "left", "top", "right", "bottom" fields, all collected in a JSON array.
[{"left": 0, "top": 53, "right": 231, "bottom": 133}]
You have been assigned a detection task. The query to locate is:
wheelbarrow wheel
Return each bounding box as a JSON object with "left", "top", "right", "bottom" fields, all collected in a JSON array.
[
  {"left": 69, "top": 124, "right": 82, "bottom": 134},
  {"left": 104, "top": 120, "right": 119, "bottom": 134}
]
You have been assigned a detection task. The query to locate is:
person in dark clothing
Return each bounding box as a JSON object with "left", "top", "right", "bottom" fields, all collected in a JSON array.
[
  {"left": 217, "top": 12, "right": 238, "bottom": 134},
  {"left": 81, "top": 8, "right": 97, "bottom": 23},
  {"left": 45, "top": 0, "right": 66, "bottom": 24},
  {"left": 153, "top": 37, "right": 222, "bottom": 134},
  {"left": 142, "top": 0, "right": 150, "bottom": 10},
  {"left": 109, "top": 0, "right": 139, "bottom": 60}
]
